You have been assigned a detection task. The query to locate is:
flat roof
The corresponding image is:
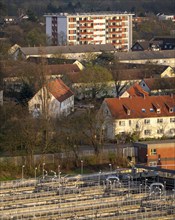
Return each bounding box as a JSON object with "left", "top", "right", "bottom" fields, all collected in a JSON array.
[
  {"left": 134, "top": 139, "right": 175, "bottom": 145},
  {"left": 44, "top": 12, "right": 134, "bottom": 17}
]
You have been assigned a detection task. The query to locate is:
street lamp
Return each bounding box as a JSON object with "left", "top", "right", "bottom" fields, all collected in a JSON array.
[
  {"left": 22, "top": 165, "right": 25, "bottom": 181},
  {"left": 51, "top": 170, "right": 57, "bottom": 178},
  {"left": 81, "top": 160, "right": 84, "bottom": 175},
  {"left": 58, "top": 165, "right": 61, "bottom": 176},
  {"left": 42, "top": 163, "right": 45, "bottom": 179},
  {"left": 35, "top": 167, "right": 37, "bottom": 185},
  {"left": 98, "top": 170, "right": 101, "bottom": 186},
  {"left": 109, "top": 163, "right": 112, "bottom": 172}
]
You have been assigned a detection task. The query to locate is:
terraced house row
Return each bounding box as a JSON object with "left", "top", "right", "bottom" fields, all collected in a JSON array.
[{"left": 44, "top": 12, "right": 133, "bottom": 51}]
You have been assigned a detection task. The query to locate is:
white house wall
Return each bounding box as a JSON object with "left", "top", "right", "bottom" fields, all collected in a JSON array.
[
  {"left": 60, "top": 96, "right": 74, "bottom": 116},
  {"left": 119, "top": 58, "right": 175, "bottom": 67},
  {"left": 112, "top": 116, "right": 175, "bottom": 140},
  {"left": 161, "top": 67, "right": 175, "bottom": 78}
]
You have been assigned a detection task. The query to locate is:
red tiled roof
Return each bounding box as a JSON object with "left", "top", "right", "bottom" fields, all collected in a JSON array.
[
  {"left": 126, "top": 83, "right": 149, "bottom": 97},
  {"left": 47, "top": 78, "right": 73, "bottom": 102},
  {"left": 105, "top": 95, "right": 175, "bottom": 119}
]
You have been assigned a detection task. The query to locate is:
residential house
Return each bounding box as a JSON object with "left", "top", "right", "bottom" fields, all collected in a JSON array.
[
  {"left": 47, "top": 63, "right": 82, "bottom": 78},
  {"left": 120, "top": 83, "right": 149, "bottom": 98},
  {"left": 28, "top": 78, "right": 74, "bottom": 118},
  {"left": 10, "top": 44, "right": 115, "bottom": 61},
  {"left": 100, "top": 94, "right": 175, "bottom": 140},
  {"left": 140, "top": 77, "right": 175, "bottom": 95},
  {"left": 150, "top": 36, "right": 175, "bottom": 50},
  {"left": 115, "top": 50, "right": 175, "bottom": 67},
  {"left": 131, "top": 41, "right": 151, "bottom": 51},
  {"left": 134, "top": 139, "right": 175, "bottom": 170},
  {"left": 131, "top": 36, "right": 175, "bottom": 51},
  {"left": 2, "top": 60, "right": 83, "bottom": 95}
]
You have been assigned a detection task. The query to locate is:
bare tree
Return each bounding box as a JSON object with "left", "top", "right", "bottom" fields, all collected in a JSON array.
[{"left": 110, "top": 58, "right": 130, "bottom": 97}]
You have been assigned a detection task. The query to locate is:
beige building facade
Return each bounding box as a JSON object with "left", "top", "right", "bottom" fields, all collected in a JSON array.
[{"left": 45, "top": 12, "right": 133, "bottom": 51}]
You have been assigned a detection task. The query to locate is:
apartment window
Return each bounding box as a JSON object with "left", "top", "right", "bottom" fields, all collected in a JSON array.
[
  {"left": 157, "top": 118, "right": 163, "bottom": 123},
  {"left": 119, "top": 121, "right": 125, "bottom": 126},
  {"left": 150, "top": 149, "right": 157, "bottom": 155},
  {"left": 144, "top": 119, "right": 150, "bottom": 124},
  {"left": 170, "top": 118, "right": 175, "bottom": 123},
  {"left": 144, "top": 130, "right": 151, "bottom": 135},
  {"left": 157, "top": 129, "right": 163, "bottom": 134}
]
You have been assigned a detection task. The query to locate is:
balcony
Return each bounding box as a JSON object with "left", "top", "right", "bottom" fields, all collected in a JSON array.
[
  {"left": 108, "top": 25, "right": 122, "bottom": 28},
  {"left": 80, "top": 31, "right": 93, "bottom": 35},
  {"left": 79, "top": 25, "right": 93, "bottom": 29},
  {"left": 108, "top": 36, "right": 121, "bottom": 40},
  {"left": 108, "top": 19, "right": 122, "bottom": 22},
  {"left": 108, "top": 30, "right": 122, "bottom": 34},
  {"left": 80, "top": 37, "right": 93, "bottom": 41},
  {"left": 79, "top": 20, "right": 93, "bottom": 23}
]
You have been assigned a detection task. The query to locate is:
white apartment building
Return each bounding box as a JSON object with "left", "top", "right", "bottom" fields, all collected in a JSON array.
[
  {"left": 100, "top": 95, "right": 175, "bottom": 140},
  {"left": 44, "top": 12, "right": 133, "bottom": 51}
]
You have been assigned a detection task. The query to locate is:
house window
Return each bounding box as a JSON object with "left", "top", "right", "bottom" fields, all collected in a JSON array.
[
  {"left": 150, "top": 149, "right": 157, "bottom": 155},
  {"left": 170, "top": 118, "right": 175, "bottom": 123},
  {"left": 157, "top": 129, "right": 163, "bottom": 134},
  {"left": 34, "top": 104, "right": 40, "bottom": 109},
  {"left": 157, "top": 118, "right": 163, "bottom": 123},
  {"left": 170, "top": 129, "right": 175, "bottom": 134},
  {"left": 129, "top": 120, "right": 131, "bottom": 126},
  {"left": 119, "top": 121, "right": 125, "bottom": 126},
  {"left": 149, "top": 161, "right": 157, "bottom": 167},
  {"left": 144, "top": 119, "right": 150, "bottom": 124},
  {"left": 144, "top": 130, "right": 151, "bottom": 135}
]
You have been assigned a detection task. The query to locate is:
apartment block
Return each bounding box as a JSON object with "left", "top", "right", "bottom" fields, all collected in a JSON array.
[
  {"left": 100, "top": 95, "right": 175, "bottom": 140},
  {"left": 44, "top": 12, "right": 133, "bottom": 51}
]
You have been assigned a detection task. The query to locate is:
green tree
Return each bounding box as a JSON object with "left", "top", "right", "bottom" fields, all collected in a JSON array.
[
  {"left": 78, "top": 65, "right": 113, "bottom": 99},
  {"left": 26, "top": 28, "right": 46, "bottom": 46},
  {"left": 27, "top": 9, "right": 38, "bottom": 22}
]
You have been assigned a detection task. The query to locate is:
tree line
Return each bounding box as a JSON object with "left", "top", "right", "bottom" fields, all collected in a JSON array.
[{"left": 1, "top": 0, "right": 175, "bottom": 16}]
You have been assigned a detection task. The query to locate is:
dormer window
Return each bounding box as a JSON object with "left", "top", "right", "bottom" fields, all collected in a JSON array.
[
  {"left": 123, "top": 104, "right": 131, "bottom": 115},
  {"left": 169, "top": 107, "right": 173, "bottom": 113},
  {"left": 152, "top": 103, "right": 161, "bottom": 114},
  {"left": 157, "top": 108, "right": 161, "bottom": 114},
  {"left": 164, "top": 102, "right": 173, "bottom": 113}
]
